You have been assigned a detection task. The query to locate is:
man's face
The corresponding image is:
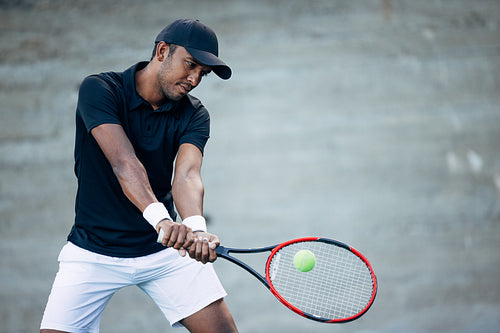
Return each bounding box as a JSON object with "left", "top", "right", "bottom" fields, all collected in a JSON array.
[{"left": 157, "top": 45, "right": 212, "bottom": 101}]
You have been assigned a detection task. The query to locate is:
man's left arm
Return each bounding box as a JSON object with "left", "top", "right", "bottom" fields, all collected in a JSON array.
[{"left": 170, "top": 143, "right": 219, "bottom": 263}]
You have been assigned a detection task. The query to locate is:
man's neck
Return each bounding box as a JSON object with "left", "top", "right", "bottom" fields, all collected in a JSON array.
[{"left": 135, "top": 63, "right": 165, "bottom": 110}]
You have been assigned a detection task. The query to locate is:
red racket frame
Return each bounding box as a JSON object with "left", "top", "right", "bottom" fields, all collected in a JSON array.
[{"left": 264, "top": 237, "right": 378, "bottom": 323}]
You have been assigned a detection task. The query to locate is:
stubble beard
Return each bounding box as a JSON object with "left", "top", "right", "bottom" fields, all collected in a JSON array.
[{"left": 157, "top": 58, "right": 184, "bottom": 102}]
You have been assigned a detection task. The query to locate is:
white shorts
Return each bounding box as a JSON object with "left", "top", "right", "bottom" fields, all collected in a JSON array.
[{"left": 40, "top": 242, "right": 227, "bottom": 333}]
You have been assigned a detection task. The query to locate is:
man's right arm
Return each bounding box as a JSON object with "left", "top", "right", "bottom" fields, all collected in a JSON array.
[
  {"left": 91, "top": 123, "right": 155, "bottom": 211},
  {"left": 90, "top": 123, "right": 195, "bottom": 252}
]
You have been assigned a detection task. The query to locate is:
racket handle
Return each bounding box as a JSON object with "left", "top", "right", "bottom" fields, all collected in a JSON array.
[
  {"left": 157, "top": 228, "right": 164, "bottom": 243},
  {"left": 156, "top": 228, "right": 218, "bottom": 249}
]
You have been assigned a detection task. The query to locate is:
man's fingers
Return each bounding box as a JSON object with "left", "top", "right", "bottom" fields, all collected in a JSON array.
[
  {"left": 178, "top": 248, "right": 187, "bottom": 257},
  {"left": 201, "top": 237, "right": 210, "bottom": 264},
  {"left": 157, "top": 221, "right": 192, "bottom": 248},
  {"left": 195, "top": 236, "right": 203, "bottom": 262},
  {"left": 208, "top": 241, "right": 218, "bottom": 262},
  {"left": 171, "top": 224, "right": 189, "bottom": 249},
  {"left": 188, "top": 237, "right": 198, "bottom": 259},
  {"left": 182, "top": 228, "right": 194, "bottom": 249},
  {"left": 167, "top": 226, "right": 179, "bottom": 248},
  {"left": 165, "top": 230, "right": 218, "bottom": 264},
  {"left": 159, "top": 224, "right": 173, "bottom": 246}
]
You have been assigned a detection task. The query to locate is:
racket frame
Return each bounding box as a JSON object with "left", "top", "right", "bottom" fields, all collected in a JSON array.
[
  {"left": 216, "top": 236, "right": 377, "bottom": 323},
  {"left": 265, "top": 237, "right": 378, "bottom": 323}
]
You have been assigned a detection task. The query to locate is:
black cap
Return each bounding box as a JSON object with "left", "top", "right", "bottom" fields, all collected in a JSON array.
[{"left": 155, "top": 19, "right": 232, "bottom": 80}]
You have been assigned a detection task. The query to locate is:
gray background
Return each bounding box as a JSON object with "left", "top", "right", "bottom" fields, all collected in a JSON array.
[{"left": 1, "top": 0, "right": 499, "bottom": 332}]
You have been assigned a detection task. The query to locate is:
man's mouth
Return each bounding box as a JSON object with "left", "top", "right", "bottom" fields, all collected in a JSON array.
[{"left": 179, "top": 83, "right": 191, "bottom": 94}]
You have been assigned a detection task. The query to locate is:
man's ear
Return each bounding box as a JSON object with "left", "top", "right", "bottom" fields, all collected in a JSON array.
[{"left": 155, "top": 42, "right": 169, "bottom": 61}]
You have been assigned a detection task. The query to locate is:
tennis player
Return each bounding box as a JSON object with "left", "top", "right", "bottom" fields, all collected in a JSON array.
[{"left": 40, "top": 19, "right": 238, "bottom": 333}]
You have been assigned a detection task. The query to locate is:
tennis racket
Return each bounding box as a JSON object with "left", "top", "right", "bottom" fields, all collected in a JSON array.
[{"left": 215, "top": 237, "right": 377, "bottom": 323}]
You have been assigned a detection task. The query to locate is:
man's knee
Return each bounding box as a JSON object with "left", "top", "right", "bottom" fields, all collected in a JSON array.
[{"left": 182, "top": 298, "right": 238, "bottom": 333}]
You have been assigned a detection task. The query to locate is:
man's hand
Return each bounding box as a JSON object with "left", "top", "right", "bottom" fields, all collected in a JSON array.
[
  {"left": 156, "top": 220, "right": 220, "bottom": 263},
  {"left": 188, "top": 231, "right": 220, "bottom": 264},
  {"left": 156, "top": 219, "right": 194, "bottom": 256}
]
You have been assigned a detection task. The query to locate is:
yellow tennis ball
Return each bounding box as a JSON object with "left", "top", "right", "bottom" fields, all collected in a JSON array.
[{"left": 293, "top": 249, "right": 316, "bottom": 272}]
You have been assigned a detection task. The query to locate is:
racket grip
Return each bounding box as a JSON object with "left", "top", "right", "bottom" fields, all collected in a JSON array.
[
  {"left": 156, "top": 228, "right": 217, "bottom": 251},
  {"left": 157, "top": 228, "right": 164, "bottom": 243}
]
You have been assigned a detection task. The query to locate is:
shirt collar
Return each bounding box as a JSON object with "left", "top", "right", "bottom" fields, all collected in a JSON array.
[{"left": 123, "top": 61, "right": 179, "bottom": 113}]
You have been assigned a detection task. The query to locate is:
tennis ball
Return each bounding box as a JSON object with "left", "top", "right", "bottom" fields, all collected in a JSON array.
[{"left": 293, "top": 249, "right": 316, "bottom": 272}]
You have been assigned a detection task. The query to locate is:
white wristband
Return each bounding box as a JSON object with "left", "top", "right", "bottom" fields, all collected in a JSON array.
[
  {"left": 182, "top": 215, "right": 207, "bottom": 232},
  {"left": 143, "top": 202, "right": 172, "bottom": 229}
]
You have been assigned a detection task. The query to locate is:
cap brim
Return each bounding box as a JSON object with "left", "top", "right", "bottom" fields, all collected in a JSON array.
[{"left": 186, "top": 47, "right": 232, "bottom": 80}]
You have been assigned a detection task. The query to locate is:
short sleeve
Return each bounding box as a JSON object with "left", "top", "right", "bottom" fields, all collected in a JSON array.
[
  {"left": 179, "top": 104, "right": 210, "bottom": 155},
  {"left": 77, "top": 75, "right": 122, "bottom": 133}
]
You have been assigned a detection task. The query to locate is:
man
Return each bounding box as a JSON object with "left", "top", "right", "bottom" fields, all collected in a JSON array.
[{"left": 40, "top": 19, "right": 238, "bottom": 333}]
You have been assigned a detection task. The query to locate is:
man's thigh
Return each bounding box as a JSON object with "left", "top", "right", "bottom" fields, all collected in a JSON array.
[
  {"left": 138, "top": 255, "right": 228, "bottom": 328},
  {"left": 40, "top": 261, "right": 129, "bottom": 333}
]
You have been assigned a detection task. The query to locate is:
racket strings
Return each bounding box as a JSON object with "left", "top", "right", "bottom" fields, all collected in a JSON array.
[{"left": 268, "top": 241, "right": 374, "bottom": 321}]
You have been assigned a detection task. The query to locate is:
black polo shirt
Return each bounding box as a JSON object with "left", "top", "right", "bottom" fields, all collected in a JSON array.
[{"left": 67, "top": 62, "right": 210, "bottom": 257}]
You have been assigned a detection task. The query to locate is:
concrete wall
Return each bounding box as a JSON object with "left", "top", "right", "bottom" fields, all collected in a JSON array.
[{"left": 1, "top": 0, "right": 499, "bottom": 332}]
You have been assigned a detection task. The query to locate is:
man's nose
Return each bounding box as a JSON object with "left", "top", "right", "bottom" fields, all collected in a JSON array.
[{"left": 187, "top": 71, "right": 202, "bottom": 87}]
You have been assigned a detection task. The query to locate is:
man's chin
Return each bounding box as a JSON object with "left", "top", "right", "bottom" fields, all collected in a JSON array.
[{"left": 164, "top": 92, "right": 184, "bottom": 102}]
